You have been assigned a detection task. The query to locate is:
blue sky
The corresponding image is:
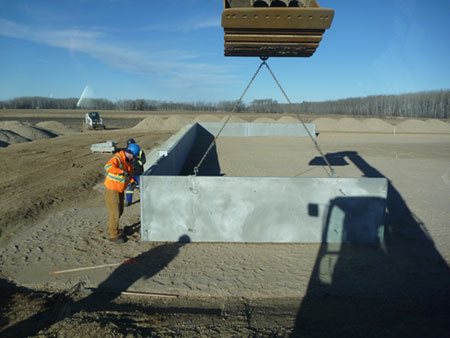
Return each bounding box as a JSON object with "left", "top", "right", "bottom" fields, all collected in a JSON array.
[{"left": 0, "top": 0, "right": 449, "bottom": 104}]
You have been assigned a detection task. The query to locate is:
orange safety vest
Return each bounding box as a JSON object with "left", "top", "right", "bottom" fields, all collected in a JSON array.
[{"left": 104, "top": 150, "right": 134, "bottom": 193}]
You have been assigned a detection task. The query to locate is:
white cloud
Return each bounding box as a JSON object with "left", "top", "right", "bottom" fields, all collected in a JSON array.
[
  {"left": 0, "top": 18, "right": 235, "bottom": 87},
  {"left": 141, "top": 16, "right": 220, "bottom": 33},
  {"left": 188, "top": 18, "right": 221, "bottom": 31}
]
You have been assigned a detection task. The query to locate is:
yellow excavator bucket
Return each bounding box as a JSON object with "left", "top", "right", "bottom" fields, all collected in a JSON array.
[{"left": 222, "top": 0, "right": 334, "bottom": 57}]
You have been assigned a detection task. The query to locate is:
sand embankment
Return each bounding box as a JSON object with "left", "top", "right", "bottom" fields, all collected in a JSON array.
[{"left": 2, "top": 115, "right": 449, "bottom": 148}]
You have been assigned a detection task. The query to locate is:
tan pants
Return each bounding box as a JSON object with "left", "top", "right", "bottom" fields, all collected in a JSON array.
[{"left": 105, "top": 188, "right": 124, "bottom": 238}]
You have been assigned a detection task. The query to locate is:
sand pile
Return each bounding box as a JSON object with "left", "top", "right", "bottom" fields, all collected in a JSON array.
[
  {"left": 336, "top": 118, "right": 365, "bottom": 132},
  {"left": 192, "top": 115, "right": 222, "bottom": 123},
  {"left": 161, "top": 115, "right": 192, "bottom": 131},
  {"left": 393, "top": 119, "right": 450, "bottom": 133},
  {"left": 225, "top": 116, "right": 247, "bottom": 123},
  {"left": 424, "top": 119, "right": 450, "bottom": 133},
  {"left": 0, "top": 121, "right": 57, "bottom": 143},
  {"left": 395, "top": 119, "right": 428, "bottom": 133},
  {"left": 131, "top": 115, "right": 450, "bottom": 134},
  {"left": 394, "top": 118, "right": 450, "bottom": 134},
  {"left": 0, "top": 129, "right": 30, "bottom": 147},
  {"left": 312, "top": 117, "right": 339, "bottom": 132},
  {"left": 278, "top": 116, "right": 300, "bottom": 124},
  {"left": 312, "top": 117, "right": 450, "bottom": 134},
  {"left": 362, "top": 118, "right": 394, "bottom": 133},
  {"left": 253, "top": 117, "right": 276, "bottom": 123},
  {"left": 133, "top": 116, "right": 165, "bottom": 130},
  {"left": 36, "top": 121, "right": 80, "bottom": 135}
]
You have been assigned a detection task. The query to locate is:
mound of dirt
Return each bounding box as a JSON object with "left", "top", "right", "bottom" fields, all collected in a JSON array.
[
  {"left": 396, "top": 119, "right": 429, "bottom": 133},
  {"left": 312, "top": 117, "right": 339, "bottom": 132},
  {"left": 277, "top": 116, "right": 300, "bottom": 124},
  {"left": 192, "top": 115, "right": 222, "bottom": 123},
  {"left": 161, "top": 115, "right": 192, "bottom": 131},
  {"left": 424, "top": 119, "right": 450, "bottom": 133},
  {"left": 0, "top": 129, "right": 30, "bottom": 147},
  {"left": 226, "top": 116, "right": 246, "bottom": 123},
  {"left": 362, "top": 118, "right": 394, "bottom": 133},
  {"left": 36, "top": 121, "right": 80, "bottom": 135},
  {"left": 0, "top": 121, "right": 57, "bottom": 141},
  {"left": 314, "top": 117, "right": 396, "bottom": 133},
  {"left": 253, "top": 117, "right": 276, "bottom": 123},
  {"left": 336, "top": 118, "right": 365, "bottom": 132},
  {"left": 133, "top": 116, "right": 165, "bottom": 130}
]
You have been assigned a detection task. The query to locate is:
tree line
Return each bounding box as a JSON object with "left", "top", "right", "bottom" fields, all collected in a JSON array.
[{"left": 1, "top": 90, "right": 448, "bottom": 119}]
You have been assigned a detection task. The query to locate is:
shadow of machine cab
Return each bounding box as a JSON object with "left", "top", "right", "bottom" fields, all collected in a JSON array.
[
  {"left": 221, "top": 0, "right": 334, "bottom": 57},
  {"left": 84, "top": 111, "right": 106, "bottom": 131}
]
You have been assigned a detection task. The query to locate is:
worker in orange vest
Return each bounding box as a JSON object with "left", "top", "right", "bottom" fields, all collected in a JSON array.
[
  {"left": 125, "top": 138, "right": 146, "bottom": 207},
  {"left": 104, "top": 143, "right": 141, "bottom": 244}
]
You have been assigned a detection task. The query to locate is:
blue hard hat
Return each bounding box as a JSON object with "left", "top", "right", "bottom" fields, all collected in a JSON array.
[{"left": 126, "top": 143, "right": 140, "bottom": 156}]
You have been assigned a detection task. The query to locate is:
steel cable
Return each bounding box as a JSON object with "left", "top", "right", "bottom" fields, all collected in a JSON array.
[
  {"left": 262, "top": 60, "right": 335, "bottom": 177},
  {"left": 193, "top": 61, "right": 265, "bottom": 175},
  {"left": 193, "top": 58, "right": 335, "bottom": 177}
]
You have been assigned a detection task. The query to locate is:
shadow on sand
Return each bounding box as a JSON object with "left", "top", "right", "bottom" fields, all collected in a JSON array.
[
  {"left": 1, "top": 235, "right": 192, "bottom": 337},
  {"left": 291, "top": 151, "right": 450, "bottom": 337}
]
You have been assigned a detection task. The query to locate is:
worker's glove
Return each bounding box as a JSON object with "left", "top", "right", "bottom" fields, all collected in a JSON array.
[
  {"left": 130, "top": 182, "right": 137, "bottom": 189},
  {"left": 122, "top": 171, "right": 130, "bottom": 180}
]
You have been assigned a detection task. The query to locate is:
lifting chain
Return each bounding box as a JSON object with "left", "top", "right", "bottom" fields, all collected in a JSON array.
[
  {"left": 192, "top": 57, "right": 335, "bottom": 178},
  {"left": 193, "top": 60, "right": 265, "bottom": 176},
  {"left": 262, "top": 60, "right": 335, "bottom": 177}
]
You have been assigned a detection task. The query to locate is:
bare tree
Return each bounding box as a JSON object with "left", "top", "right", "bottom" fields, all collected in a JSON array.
[{"left": 1, "top": 90, "right": 448, "bottom": 118}]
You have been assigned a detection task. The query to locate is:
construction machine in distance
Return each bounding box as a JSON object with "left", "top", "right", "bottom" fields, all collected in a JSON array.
[
  {"left": 221, "top": 0, "right": 334, "bottom": 57},
  {"left": 83, "top": 111, "right": 105, "bottom": 131}
]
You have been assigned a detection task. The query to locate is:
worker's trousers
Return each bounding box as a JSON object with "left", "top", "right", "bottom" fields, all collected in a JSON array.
[
  {"left": 125, "top": 175, "right": 140, "bottom": 204},
  {"left": 105, "top": 188, "right": 124, "bottom": 238}
]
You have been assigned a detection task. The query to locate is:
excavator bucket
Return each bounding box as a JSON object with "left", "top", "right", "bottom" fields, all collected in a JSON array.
[{"left": 222, "top": 0, "right": 334, "bottom": 57}]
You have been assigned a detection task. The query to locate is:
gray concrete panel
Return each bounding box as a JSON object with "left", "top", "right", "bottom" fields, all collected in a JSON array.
[
  {"left": 140, "top": 176, "right": 387, "bottom": 243},
  {"left": 90, "top": 141, "right": 117, "bottom": 153},
  {"left": 199, "top": 122, "right": 316, "bottom": 137},
  {"left": 199, "top": 122, "right": 247, "bottom": 137},
  {"left": 248, "top": 122, "right": 316, "bottom": 137},
  {"left": 144, "top": 124, "right": 197, "bottom": 175}
]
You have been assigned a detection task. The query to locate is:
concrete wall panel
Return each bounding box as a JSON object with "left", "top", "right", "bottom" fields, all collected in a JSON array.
[
  {"left": 199, "top": 122, "right": 316, "bottom": 137},
  {"left": 140, "top": 176, "right": 387, "bottom": 243},
  {"left": 144, "top": 124, "right": 197, "bottom": 175}
]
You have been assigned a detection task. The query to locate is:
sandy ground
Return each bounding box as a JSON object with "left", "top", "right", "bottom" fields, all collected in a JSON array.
[{"left": 1, "top": 110, "right": 450, "bottom": 337}]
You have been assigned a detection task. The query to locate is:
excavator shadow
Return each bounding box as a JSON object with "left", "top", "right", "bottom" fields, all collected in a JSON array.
[{"left": 291, "top": 151, "right": 450, "bottom": 337}]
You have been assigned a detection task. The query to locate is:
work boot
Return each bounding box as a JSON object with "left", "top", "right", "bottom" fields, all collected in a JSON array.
[
  {"left": 124, "top": 201, "right": 131, "bottom": 207},
  {"left": 123, "top": 226, "right": 133, "bottom": 236},
  {"left": 109, "top": 236, "right": 126, "bottom": 244}
]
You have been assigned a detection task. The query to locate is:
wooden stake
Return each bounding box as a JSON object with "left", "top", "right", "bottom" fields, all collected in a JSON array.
[
  {"left": 84, "top": 288, "right": 178, "bottom": 298},
  {"left": 52, "top": 259, "right": 139, "bottom": 275},
  {"left": 52, "top": 263, "right": 121, "bottom": 275},
  {"left": 119, "top": 291, "right": 178, "bottom": 298}
]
